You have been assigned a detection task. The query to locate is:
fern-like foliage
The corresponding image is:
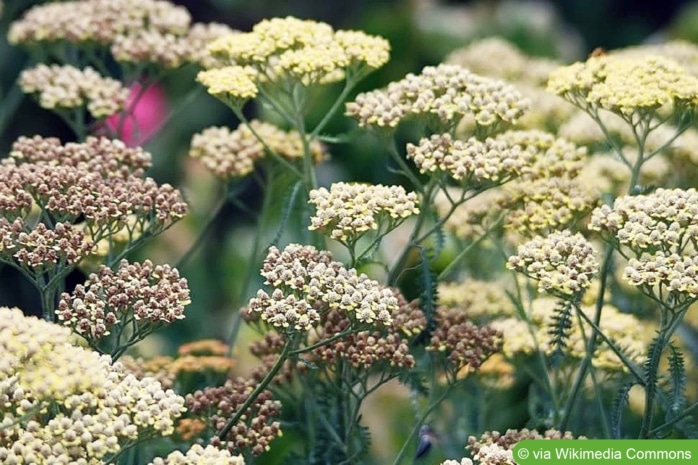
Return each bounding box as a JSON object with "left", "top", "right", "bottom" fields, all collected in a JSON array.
[
  {"left": 610, "top": 382, "right": 633, "bottom": 438},
  {"left": 547, "top": 300, "right": 573, "bottom": 367},
  {"left": 667, "top": 342, "right": 687, "bottom": 419},
  {"left": 414, "top": 245, "right": 439, "bottom": 345}
]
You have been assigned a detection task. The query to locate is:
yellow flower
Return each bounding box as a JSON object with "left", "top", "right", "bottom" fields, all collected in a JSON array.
[{"left": 196, "top": 66, "right": 258, "bottom": 102}]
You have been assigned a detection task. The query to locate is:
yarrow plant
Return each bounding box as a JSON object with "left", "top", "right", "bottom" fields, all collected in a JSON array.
[{"left": 2, "top": 2, "right": 698, "bottom": 464}]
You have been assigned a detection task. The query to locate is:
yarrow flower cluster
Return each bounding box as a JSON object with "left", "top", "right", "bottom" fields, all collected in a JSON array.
[
  {"left": 19, "top": 64, "right": 129, "bottom": 119},
  {"left": 461, "top": 429, "right": 580, "bottom": 465},
  {"left": 186, "top": 377, "right": 282, "bottom": 456},
  {"left": 149, "top": 444, "right": 245, "bottom": 465},
  {"left": 189, "top": 120, "right": 326, "bottom": 179},
  {"left": 0, "top": 136, "right": 187, "bottom": 273},
  {"left": 438, "top": 279, "right": 515, "bottom": 321},
  {"left": 346, "top": 63, "right": 529, "bottom": 130},
  {"left": 308, "top": 182, "right": 419, "bottom": 243},
  {"left": 547, "top": 53, "right": 698, "bottom": 115},
  {"left": 9, "top": 0, "right": 233, "bottom": 70},
  {"left": 248, "top": 244, "right": 397, "bottom": 331},
  {"left": 507, "top": 230, "right": 599, "bottom": 297},
  {"left": 205, "top": 16, "right": 390, "bottom": 86},
  {"left": 405, "top": 132, "right": 533, "bottom": 184},
  {"left": 0, "top": 307, "right": 186, "bottom": 464},
  {"left": 590, "top": 188, "right": 698, "bottom": 300},
  {"left": 56, "top": 259, "right": 190, "bottom": 343}
]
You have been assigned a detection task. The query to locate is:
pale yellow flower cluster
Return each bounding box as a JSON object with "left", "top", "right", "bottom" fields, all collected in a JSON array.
[
  {"left": 406, "top": 132, "right": 533, "bottom": 184},
  {"left": 19, "top": 64, "right": 129, "bottom": 118},
  {"left": 196, "top": 66, "right": 259, "bottom": 103},
  {"left": 206, "top": 16, "right": 389, "bottom": 88},
  {"left": 189, "top": 120, "right": 326, "bottom": 179},
  {"left": 248, "top": 244, "right": 397, "bottom": 332},
  {"left": 346, "top": 64, "right": 529, "bottom": 129},
  {"left": 491, "top": 297, "right": 646, "bottom": 370},
  {"left": 308, "top": 182, "right": 419, "bottom": 242},
  {"left": 149, "top": 444, "right": 245, "bottom": 465},
  {"left": 590, "top": 188, "right": 698, "bottom": 299},
  {"left": 438, "top": 279, "right": 515, "bottom": 320},
  {"left": 446, "top": 38, "right": 573, "bottom": 132},
  {"left": 548, "top": 54, "right": 698, "bottom": 115},
  {"left": 613, "top": 40, "right": 698, "bottom": 77},
  {"left": 507, "top": 230, "right": 599, "bottom": 297},
  {"left": 0, "top": 307, "right": 186, "bottom": 464}
]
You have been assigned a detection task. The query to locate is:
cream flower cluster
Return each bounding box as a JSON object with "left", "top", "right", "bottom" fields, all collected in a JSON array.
[
  {"left": 438, "top": 279, "right": 515, "bottom": 320},
  {"left": 248, "top": 244, "right": 396, "bottom": 332},
  {"left": 9, "top": 0, "right": 235, "bottom": 69},
  {"left": 149, "top": 444, "right": 245, "bottom": 465},
  {"left": 346, "top": 63, "right": 529, "bottom": 129},
  {"left": 406, "top": 133, "right": 529, "bottom": 184},
  {"left": 490, "top": 297, "right": 646, "bottom": 370},
  {"left": 308, "top": 182, "right": 419, "bottom": 242},
  {"left": 56, "top": 259, "right": 190, "bottom": 340},
  {"left": 548, "top": 53, "right": 698, "bottom": 115},
  {"left": 464, "top": 429, "right": 579, "bottom": 465},
  {"left": 507, "top": 230, "right": 599, "bottom": 296},
  {"left": 189, "top": 120, "right": 326, "bottom": 179},
  {"left": 590, "top": 188, "right": 698, "bottom": 299},
  {"left": 206, "top": 16, "right": 389, "bottom": 86},
  {"left": 19, "top": 64, "right": 129, "bottom": 118},
  {"left": 0, "top": 307, "right": 186, "bottom": 464}
]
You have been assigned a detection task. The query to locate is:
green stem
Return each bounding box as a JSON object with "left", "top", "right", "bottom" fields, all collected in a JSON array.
[
  {"left": 558, "top": 244, "right": 614, "bottom": 432},
  {"left": 175, "top": 193, "right": 227, "bottom": 270},
  {"left": 217, "top": 337, "right": 294, "bottom": 440},
  {"left": 649, "top": 400, "right": 698, "bottom": 436}
]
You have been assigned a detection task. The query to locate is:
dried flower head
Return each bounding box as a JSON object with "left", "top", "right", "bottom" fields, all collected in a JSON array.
[
  {"left": 19, "top": 64, "right": 129, "bottom": 118},
  {"left": 548, "top": 54, "right": 698, "bottom": 115},
  {"left": 207, "top": 16, "right": 390, "bottom": 87},
  {"left": 56, "top": 259, "right": 190, "bottom": 341},
  {"left": 248, "top": 244, "right": 397, "bottom": 332},
  {"left": 507, "top": 230, "right": 599, "bottom": 297},
  {"left": 188, "top": 120, "right": 326, "bottom": 179},
  {"left": 0, "top": 307, "right": 186, "bottom": 463},
  {"left": 186, "top": 377, "right": 282, "bottom": 456},
  {"left": 590, "top": 188, "right": 698, "bottom": 301},
  {"left": 347, "top": 64, "right": 528, "bottom": 130},
  {"left": 308, "top": 182, "right": 419, "bottom": 243},
  {"left": 426, "top": 307, "right": 503, "bottom": 372}
]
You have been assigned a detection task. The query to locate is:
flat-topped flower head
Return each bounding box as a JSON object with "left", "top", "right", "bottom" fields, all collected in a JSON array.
[
  {"left": 9, "top": 0, "right": 191, "bottom": 47},
  {"left": 507, "top": 230, "right": 599, "bottom": 297},
  {"left": 308, "top": 182, "right": 419, "bottom": 243},
  {"left": 248, "top": 244, "right": 397, "bottom": 333},
  {"left": 548, "top": 53, "right": 698, "bottom": 115},
  {"left": 196, "top": 66, "right": 259, "bottom": 106},
  {"left": 189, "top": 120, "right": 326, "bottom": 179},
  {"left": 590, "top": 188, "right": 698, "bottom": 301},
  {"left": 346, "top": 63, "right": 529, "bottom": 131},
  {"left": 56, "top": 259, "right": 190, "bottom": 342},
  {"left": 19, "top": 64, "right": 129, "bottom": 119},
  {"left": 149, "top": 444, "right": 245, "bottom": 465},
  {"left": 0, "top": 307, "right": 186, "bottom": 463},
  {"left": 405, "top": 132, "right": 533, "bottom": 185},
  {"left": 206, "top": 16, "right": 389, "bottom": 87}
]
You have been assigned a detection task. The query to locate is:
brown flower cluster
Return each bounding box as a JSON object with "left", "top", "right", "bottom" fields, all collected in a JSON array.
[
  {"left": 186, "top": 377, "right": 282, "bottom": 456},
  {"left": 426, "top": 307, "right": 503, "bottom": 372},
  {"left": 308, "top": 182, "right": 419, "bottom": 243},
  {"left": 0, "top": 307, "right": 186, "bottom": 464},
  {"left": 56, "top": 259, "right": 190, "bottom": 341},
  {"left": 188, "top": 120, "right": 326, "bottom": 179},
  {"left": 346, "top": 63, "right": 529, "bottom": 130},
  {"left": 0, "top": 136, "right": 187, "bottom": 271},
  {"left": 9, "top": 0, "right": 234, "bottom": 69},
  {"left": 248, "top": 244, "right": 397, "bottom": 332},
  {"left": 590, "top": 188, "right": 698, "bottom": 301},
  {"left": 19, "top": 64, "right": 129, "bottom": 118}
]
